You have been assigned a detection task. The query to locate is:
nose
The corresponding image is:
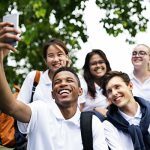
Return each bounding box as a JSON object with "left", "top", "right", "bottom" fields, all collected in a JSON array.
[
  {"left": 111, "top": 89, "right": 118, "bottom": 96},
  {"left": 53, "top": 55, "right": 59, "bottom": 61},
  {"left": 59, "top": 80, "right": 67, "bottom": 87}
]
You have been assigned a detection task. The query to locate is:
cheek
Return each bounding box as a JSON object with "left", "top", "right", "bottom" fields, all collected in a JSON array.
[
  {"left": 46, "top": 57, "right": 52, "bottom": 63},
  {"left": 89, "top": 66, "right": 94, "bottom": 74}
]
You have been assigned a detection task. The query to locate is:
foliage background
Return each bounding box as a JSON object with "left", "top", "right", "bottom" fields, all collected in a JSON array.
[{"left": 0, "top": 0, "right": 149, "bottom": 88}]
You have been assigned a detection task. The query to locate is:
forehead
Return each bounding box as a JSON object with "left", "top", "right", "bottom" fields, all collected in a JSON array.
[
  {"left": 134, "top": 45, "right": 149, "bottom": 52},
  {"left": 90, "top": 54, "right": 103, "bottom": 61},
  {"left": 54, "top": 71, "right": 77, "bottom": 81},
  {"left": 47, "top": 44, "right": 66, "bottom": 54},
  {"left": 106, "top": 76, "right": 124, "bottom": 88}
]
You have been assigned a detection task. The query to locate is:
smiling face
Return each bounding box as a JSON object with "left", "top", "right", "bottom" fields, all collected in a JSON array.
[
  {"left": 45, "top": 44, "right": 69, "bottom": 74},
  {"left": 131, "top": 44, "right": 150, "bottom": 70},
  {"left": 105, "top": 76, "right": 133, "bottom": 108},
  {"left": 89, "top": 54, "right": 107, "bottom": 79},
  {"left": 52, "top": 70, "right": 82, "bottom": 108}
]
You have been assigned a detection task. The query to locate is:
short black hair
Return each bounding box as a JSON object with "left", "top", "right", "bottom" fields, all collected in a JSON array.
[
  {"left": 52, "top": 67, "right": 81, "bottom": 87},
  {"left": 101, "top": 71, "right": 130, "bottom": 96},
  {"left": 43, "top": 38, "right": 68, "bottom": 60}
]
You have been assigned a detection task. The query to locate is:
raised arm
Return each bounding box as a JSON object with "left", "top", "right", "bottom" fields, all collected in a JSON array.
[{"left": 0, "top": 22, "right": 31, "bottom": 123}]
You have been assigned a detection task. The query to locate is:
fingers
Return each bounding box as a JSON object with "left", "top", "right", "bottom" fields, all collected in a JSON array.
[
  {"left": 0, "top": 21, "right": 21, "bottom": 51},
  {"left": 0, "top": 31, "right": 21, "bottom": 43},
  {"left": 0, "top": 42, "right": 16, "bottom": 52},
  {"left": 0, "top": 26, "right": 21, "bottom": 36},
  {"left": 0, "top": 22, "right": 14, "bottom": 28}
]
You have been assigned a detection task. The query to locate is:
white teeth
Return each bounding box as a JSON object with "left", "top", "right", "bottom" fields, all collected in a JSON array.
[
  {"left": 59, "top": 89, "right": 70, "bottom": 95},
  {"left": 96, "top": 68, "right": 103, "bottom": 72}
]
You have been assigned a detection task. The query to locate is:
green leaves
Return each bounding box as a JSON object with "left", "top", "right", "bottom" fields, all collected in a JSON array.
[
  {"left": 0, "top": 0, "right": 149, "bottom": 87},
  {"left": 96, "top": 0, "right": 148, "bottom": 40}
]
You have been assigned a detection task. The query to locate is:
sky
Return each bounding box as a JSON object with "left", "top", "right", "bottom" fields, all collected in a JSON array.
[{"left": 75, "top": 0, "right": 150, "bottom": 74}]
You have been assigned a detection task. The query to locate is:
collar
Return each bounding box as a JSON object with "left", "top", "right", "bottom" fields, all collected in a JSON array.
[
  {"left": 52, "top": 103, "right": 81, "bottom": 126},
  {"left": 118, "top": 103, "right": 142, "bottom": 122},
  {"left": 42, "top": 70, "right": 52, "bottom": 85}
]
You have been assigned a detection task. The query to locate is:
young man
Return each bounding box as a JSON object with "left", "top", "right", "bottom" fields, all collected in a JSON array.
[
  {"left": 0, "top": 22, "right": 108, "bottom": 150},
  {"left": 101, "top": 71, "right": 150, "bottom": 150}
]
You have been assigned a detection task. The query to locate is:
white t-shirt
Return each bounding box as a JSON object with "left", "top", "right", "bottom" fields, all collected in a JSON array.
[
  {"left": 18, "top": 101, "right": 109, "bottom": 150},
  {"left": 129, "top": 72, "right": 150, "bottom": 102},
  {"left": 103, "top": 104, "right": 150, "bottom": 150},
  {"left": 79, "top": 79, "right": 109, "bottom": 111}
]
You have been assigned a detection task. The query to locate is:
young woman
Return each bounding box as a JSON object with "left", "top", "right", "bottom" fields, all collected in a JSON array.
[
  {"left": 80, "top": 49, "right": 111, "bottom": 116},
  {"left": 129, "top": 44, "right": 150, "bottom": 101},
  {"left": 17, "top": 38, "right": 71, "bottom": 103}
]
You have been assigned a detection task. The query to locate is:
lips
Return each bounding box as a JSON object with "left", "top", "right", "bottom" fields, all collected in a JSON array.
[
  {"left": 113, "top": 96, "right": 122, "bottom": 104},
  {"left": 52, "top": 63, "right": 61, "bottom": 68}
]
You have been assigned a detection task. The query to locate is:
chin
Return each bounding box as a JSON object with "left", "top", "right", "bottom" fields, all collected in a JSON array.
[{"left": 57, "top": 101, "right": 71, "bottom": 108}]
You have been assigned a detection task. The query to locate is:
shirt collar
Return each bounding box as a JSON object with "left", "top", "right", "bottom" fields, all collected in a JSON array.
[
  {"left": 118, "top": 103, "right": 142, "bottom": 121},
  {"left": 42, "top": 70, "right": 52, "bottom": 85},
  {"left": 52, "top": 103, "right": 81, "bottom": 126}
]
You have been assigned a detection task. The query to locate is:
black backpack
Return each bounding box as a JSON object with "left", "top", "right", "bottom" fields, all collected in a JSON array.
[{"left": 80, "top": 111, "right": 110, "bottom": 150}]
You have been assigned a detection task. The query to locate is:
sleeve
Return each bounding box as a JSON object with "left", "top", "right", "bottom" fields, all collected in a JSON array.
[
  {"left": 78, "top": 75, "right": 88, "bottom": 104},
  {"left": 92, "top": 116, "right": 109, "bottom": 150},
  {"left": 103, "top": 120, "right": 123, "bottom": 150},
  {"left": 17, "top": 71, "right": 36, "bottom": 103},
  {"left": 17, "top": 101, "right": 40, "bottom": 134}
]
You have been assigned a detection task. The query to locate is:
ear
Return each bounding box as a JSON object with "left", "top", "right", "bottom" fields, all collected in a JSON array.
[
  {"left": 128, "top": 81, "right": 133, "bottom": 90},
  {"left": 78, "top": 87, "right": 83, "bottom": 96}
]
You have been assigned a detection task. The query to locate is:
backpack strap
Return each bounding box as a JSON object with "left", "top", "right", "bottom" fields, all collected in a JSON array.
[
  {"left": 30, "top": 70, "right": 41, "bottom": 102},
  {"left": 80, "top": 111, "right": 110, "bottom": 150},
  {"left": 80, "top": 111, "right": 93, "bottom": 150}
]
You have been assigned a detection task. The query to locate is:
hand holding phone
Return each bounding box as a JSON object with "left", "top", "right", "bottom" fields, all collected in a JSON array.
[{"left": 2, "top": 13, "right": 19, "bottom": 47}]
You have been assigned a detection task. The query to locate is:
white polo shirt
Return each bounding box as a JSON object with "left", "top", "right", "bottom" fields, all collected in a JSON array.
[
  {"left": 103, "top": 104, "right": 150, "bottom": 150},
  {"left": 79, "top": 81, "right": 109, "bottom": 111},
  {"left": 17, "top": 70, "right": 43, "bottom": 103},
  {"left": 18, "top": 101, "right": 109, "bottom": 150},
  {"left": 129, "top": 72, "right": 150, "bottom": 102},
  {"left": 33, "top": 70, "right": 53, "bottom": 102}
]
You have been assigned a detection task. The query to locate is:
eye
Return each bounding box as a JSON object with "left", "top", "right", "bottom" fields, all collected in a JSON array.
[
  {"left": 47, "top": 54, "right": 54, "bottom": 58},
  {"left": 67, "top": 78, "right": 74, "bottom": 83},
  {"left": 115, "top": 85, "right": 120, "bottom": 89},
  {"left": 139, "top": 51, "right": 147, "bottom": 56},
  {"left": 58, "top": 52, "right": 64, "bottom": 57},
  {"left": 132, "top": 51, "right": 137, "bottom": 56},
  {"left": 53, "top": 79, "right": 61, "bottom": 86}
]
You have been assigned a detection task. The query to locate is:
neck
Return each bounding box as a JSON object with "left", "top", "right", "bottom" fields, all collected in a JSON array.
[
  {"left": 58, "top": 104, "right": 78, "bottom": 119},
  {"left": 119, "top": 100, "right": 138, "bottom": 117},
  {"left": 48, "top": 70, "right": 54, "bottom": 80}
]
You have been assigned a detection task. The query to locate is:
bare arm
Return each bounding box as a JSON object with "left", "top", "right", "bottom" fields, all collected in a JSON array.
[{"left": 0, "top": 22, "right": 31, "bottom": 123}]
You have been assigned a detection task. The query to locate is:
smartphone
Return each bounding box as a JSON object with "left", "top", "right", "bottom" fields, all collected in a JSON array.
[{"left": 3, "top": 13, "right": 19, "bottom": 47}]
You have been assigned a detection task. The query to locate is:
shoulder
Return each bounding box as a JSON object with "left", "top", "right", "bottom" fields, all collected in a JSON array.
[
  {"left": 92, "top": 115, "right": 104, "bottom": 134},
  {"left": 24, "top": 70, "right": 38, "bottom": 82},
  {"left": 103, "top": 120, "right": 119, "bottom": 133},
  {"left": 29, "top": 100, "right": 52, "bottom": 113}
]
